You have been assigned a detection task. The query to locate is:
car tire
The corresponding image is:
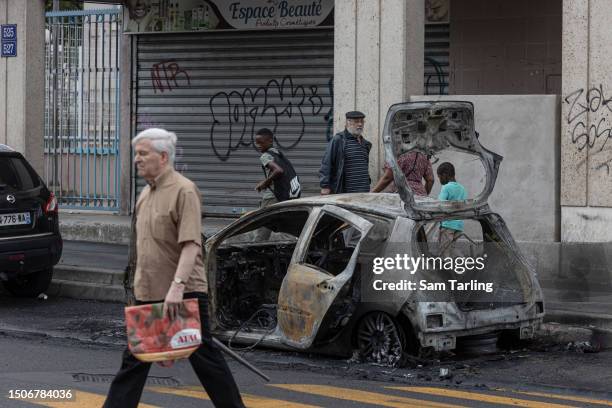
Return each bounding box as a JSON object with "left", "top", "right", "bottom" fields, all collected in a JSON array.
[
  {"left": 355, "top": 312, "right": 407, "bottom": 366},
  {"left": 3, "top": 267, "right": 53, "bottom": 298}
]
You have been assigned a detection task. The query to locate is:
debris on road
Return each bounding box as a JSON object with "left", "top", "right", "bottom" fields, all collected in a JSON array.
[
  {"left": 565, "top": 341, "right": 600, "bottom": 353},
  {"left": 439, "top": 367, "right": 453, "bottom": 380}
]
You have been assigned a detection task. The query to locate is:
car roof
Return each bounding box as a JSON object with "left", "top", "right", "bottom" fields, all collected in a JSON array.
[
  {"left": 268, "top": 193, "right": 410, "bottom": 218},
  {"left": 265, "top": 192, "right": 492, "bottom": 220},
  {"left": 0, "top": 145, "right": 23, "bottom": 158},
  {"left": 0, "top": 144, "right": 17, "bottom": 153}
]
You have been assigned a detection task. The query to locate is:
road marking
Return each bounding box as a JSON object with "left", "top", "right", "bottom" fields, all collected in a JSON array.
[
  {"left": 507, "top": 390, "right": 612, "bottom": 407},
  {"left": 150, "top": 386, "right": 321, "bottom": 408},
  {"left": 271, "top": 384, "right": 465, "bottom": 408},
  {"left": 389, "top": 386, "right": 580, "bottom": 408},
  {"left": 19, "top": 390, "right": 159, "bottom": 408}
]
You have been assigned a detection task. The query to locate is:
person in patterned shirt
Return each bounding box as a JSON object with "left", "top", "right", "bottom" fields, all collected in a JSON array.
[{"left": 371, "top": 151, "right": 434, "bottom": 196}]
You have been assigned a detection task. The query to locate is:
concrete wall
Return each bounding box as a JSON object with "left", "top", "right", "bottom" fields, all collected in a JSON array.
[
  {"left": 561, "top": 0, "right": 612, "bottom": 242},
  {"left": 334, "top": 0, "right": 424, "bottom": 183},
  {"left": 119, "top": 30, "right": 132, "bottom": 215},
  {"left": 449, "top": 0, "right": 562, "bottom": 95},
  {"left": 0, "top": 0, "right": 45, "bottom": 174},
  {"left": 410, "top": 95, "right": 561, "bottom": 243}
]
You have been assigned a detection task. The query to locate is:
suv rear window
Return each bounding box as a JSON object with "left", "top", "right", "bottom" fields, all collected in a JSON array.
[{"left": 0, "top": 156, "right": 41, "bottom": 191}]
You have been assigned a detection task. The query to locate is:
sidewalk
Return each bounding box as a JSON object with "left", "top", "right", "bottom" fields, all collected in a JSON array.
[
  {"left": 55, "top": 212, "right": 612, "bottom": 335},
  {"left": 59, "top": 211, "right": 236, "bottom": 245},
  {"left": 51, "top": 211, "right": 236, "bottom": 302}
]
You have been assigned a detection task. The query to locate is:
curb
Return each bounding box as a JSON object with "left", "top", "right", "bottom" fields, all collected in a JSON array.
[
  {"left": 48, "top": 279, "right": 125, "bottom": 303},
  {"left": 0, "top": 324, "right": 124, "bottom": 348},
  {"left": 545, "top": 309, "right": 612, "bottom": 331},
  {"left": 541, "top": 317, "right": 612, "bottom": 349},
  {"left": 53, "top": 265, "right": 124, "bottom": 285}
]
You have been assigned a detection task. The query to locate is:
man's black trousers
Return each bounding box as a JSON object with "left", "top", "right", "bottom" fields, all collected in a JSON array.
[{"left": 103, "top": 292, "right": 245, "bottom": 408}]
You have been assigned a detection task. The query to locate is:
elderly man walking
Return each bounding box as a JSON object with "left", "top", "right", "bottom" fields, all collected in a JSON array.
[
  {"left": 103, "top": 128, "right": 245, "bottom": 408},
  {"left": 319, "top": 111, "right": 372, "bottom": 194}
]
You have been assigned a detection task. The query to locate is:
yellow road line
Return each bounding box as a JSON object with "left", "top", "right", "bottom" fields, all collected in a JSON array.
[
  {"left": 388, "top": 386, "right": 579, "bottom": 408},
  {"left": 17, "top": 390, "right": 159, "bottom": 408},
  {"left": 508, "top": 390, "right": 612, "bottom": 407},
  {"left": 271, "top": 384, "right": 466, "bottom": 408},
  {"left": 150, "top": 385, "right": 321, "bottom": 408}
]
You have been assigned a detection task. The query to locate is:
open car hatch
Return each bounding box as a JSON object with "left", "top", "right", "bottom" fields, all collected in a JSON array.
[{"left": 382, "top": 101, "right": 503, "bottom": 217}]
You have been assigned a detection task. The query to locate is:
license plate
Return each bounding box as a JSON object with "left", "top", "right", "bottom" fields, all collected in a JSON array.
[{"left": 0, "top": 212, "right": 31, "bottom": 226}]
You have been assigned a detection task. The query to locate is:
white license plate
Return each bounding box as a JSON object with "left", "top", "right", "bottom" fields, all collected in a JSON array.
[{"left": 0, "top": 212, "right": 31, "bottom": 226}]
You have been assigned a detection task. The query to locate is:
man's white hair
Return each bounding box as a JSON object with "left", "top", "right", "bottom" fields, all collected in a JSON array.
[{"left": 132, "top": 128, "right": 177, "bottom": 163}]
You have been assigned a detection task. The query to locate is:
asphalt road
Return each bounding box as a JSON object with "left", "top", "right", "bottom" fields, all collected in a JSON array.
[
  {"left": 0, "top": 293, "right": 611, "bottom": 407},
  {"left": 1, "top": 242, "right": 610, "bottom": 406},
  {"left": 0, "top": 333, "right": 611, "bottom": 408}
]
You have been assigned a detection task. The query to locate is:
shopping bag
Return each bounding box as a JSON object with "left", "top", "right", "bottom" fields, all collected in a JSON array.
[{"left": 125, "top": 298, "right": 202, "bottom": 363}]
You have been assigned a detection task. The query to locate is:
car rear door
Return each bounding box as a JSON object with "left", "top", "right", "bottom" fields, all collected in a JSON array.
[{"left": 277, "top": 204, "right": 373, "bottom": 349}]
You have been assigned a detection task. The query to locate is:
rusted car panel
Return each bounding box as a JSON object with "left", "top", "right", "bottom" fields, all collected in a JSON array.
[
  {"left": 277, "top": 264, "right": 323, "bottom": 346},
  {"left": 203, "top": 101, "right": 545, "bottom": 364}
]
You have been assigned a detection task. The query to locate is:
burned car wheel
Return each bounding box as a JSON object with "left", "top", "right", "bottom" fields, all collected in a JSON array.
[
  {"left": 3, "top": 267, "right": 53, "bottom": 297},
  {"left": 356, "top": 312, "right": 406, "bottom": 366}
]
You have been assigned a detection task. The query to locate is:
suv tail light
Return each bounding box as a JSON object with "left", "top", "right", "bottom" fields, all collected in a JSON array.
[{"left": 44, "top": 193, "right": 58, "bottom": 215}]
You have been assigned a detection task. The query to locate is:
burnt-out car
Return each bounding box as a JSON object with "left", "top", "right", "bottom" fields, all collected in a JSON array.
[{"left": 205, "top": 101, "right": 544, "bottom": 365}]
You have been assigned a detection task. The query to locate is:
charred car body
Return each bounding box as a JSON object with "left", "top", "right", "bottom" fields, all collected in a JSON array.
[{"left": 205, "top": 101, "right": 544, "bottom": 365}]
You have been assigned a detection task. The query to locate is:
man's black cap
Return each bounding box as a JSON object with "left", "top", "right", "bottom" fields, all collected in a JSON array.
[{"left": 345, "top": 111, "right": 365, "bottom": 119}]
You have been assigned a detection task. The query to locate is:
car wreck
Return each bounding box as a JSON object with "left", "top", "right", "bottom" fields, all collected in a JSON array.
[{"left": 204, "top": 101, "right": 545, "bottom": 366}]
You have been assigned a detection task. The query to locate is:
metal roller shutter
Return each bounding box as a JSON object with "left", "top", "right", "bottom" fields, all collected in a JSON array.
[
  {"left": 134, "top": 28, "right": 334, "bottom": 216},
  {"left": 424, "top": 23, "right": 449, "bottom": 95}
]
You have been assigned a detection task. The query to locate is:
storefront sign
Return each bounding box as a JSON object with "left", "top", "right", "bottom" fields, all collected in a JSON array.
[
  {"left": 1, "top": 25, "right": 17, "bottom": 57},
  {"left": 124, "top": 0, "right": 333, "bottom": 33}
]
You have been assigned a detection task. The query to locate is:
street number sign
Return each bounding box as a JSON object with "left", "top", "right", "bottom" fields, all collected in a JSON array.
[{"left": 1, "top": 24, "right": 17, "bottom": 57}]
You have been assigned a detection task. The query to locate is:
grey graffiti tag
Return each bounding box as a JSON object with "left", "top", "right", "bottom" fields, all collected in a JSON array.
[{"left": 208, "top": 75, "right": 329, "bottom": 161}]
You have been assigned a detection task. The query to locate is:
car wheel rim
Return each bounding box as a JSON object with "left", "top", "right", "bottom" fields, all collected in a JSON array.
[{"left": 357, "top": 313, "right": 404, "bottom": 366}]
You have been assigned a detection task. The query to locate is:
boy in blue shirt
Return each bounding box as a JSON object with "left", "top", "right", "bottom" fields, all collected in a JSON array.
[{"left": 437, "top": 162, "right": 467, "bottom": 257}]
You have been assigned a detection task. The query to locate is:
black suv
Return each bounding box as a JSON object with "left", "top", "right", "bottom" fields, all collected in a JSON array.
[{"left": 0, "top": 145, "right": 62, "bottom": 297}]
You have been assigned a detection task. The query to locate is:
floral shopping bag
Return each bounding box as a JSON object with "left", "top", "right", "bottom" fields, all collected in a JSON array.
[{"left": 125, "top": 298, "right": 202, "bottom": 363}]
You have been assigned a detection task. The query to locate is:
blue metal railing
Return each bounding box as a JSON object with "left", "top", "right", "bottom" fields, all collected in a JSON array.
[{"left": 44, "top": 8, "right": 122, "bottom": 211}]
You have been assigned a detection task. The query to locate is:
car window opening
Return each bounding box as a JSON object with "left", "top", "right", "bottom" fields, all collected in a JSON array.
[
  {"left": 417, "top": 218, "right": 527, "bottom": 311},
  {"left": 303, "top": 213, "right": 361, "bottom": 276},
  {"left": 214, "top": 210, "right": 309, "bottom": 334}
]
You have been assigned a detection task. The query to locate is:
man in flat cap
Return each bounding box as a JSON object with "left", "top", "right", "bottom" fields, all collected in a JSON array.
[{"left": 319, "top": 111, "right": 372, "bottom": 194}]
